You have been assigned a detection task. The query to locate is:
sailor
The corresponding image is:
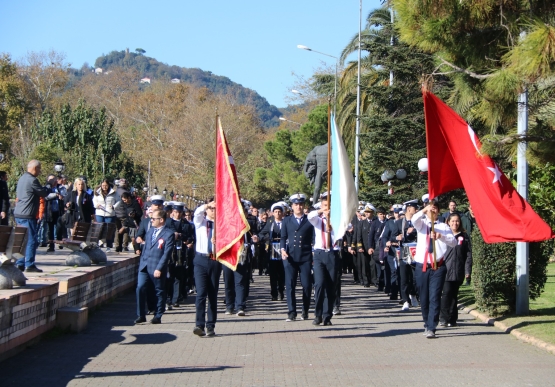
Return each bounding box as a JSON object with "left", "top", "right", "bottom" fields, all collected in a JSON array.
[{"left": 280, "top": 193, "right": 315, "bottom": 322}]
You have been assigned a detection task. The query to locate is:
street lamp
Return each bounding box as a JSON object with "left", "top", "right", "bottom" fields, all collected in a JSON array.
[
  {"left": 54, "top": 159, "right": 66, "bottom": 176},
  {"left": 418, "top": 158, "right": 428, "bottom": 173},
  {"left": 143, "top": 185, "right": 148, "bottom": 194},
  {"left": 381, "top": 168, "right": 407, "bottom": 195},
  {"left": 297, "top": 44, "right": 338, "bottom": 108},
  {"left": 291, "top": 89, "right": 303, "bottom": 96},
  {"left": 153, "top": 186, "right": 158, "bottom": 194}
]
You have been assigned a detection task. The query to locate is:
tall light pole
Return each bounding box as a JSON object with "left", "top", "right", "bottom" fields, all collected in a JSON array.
[
  {"left": 355, "top": 0, "right": 362, "bottom": 192},
  {"left": 297, "top": 44, "right": 338, "bottom": 114}
]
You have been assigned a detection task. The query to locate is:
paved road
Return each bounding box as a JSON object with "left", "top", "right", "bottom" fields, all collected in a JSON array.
[{"left": 2, "top": 273, "right": 554, "bottom": 386}]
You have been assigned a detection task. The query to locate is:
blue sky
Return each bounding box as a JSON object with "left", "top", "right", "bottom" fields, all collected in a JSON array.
[{"left": 1, "top": 0, "right": 382, "bottom": 108}]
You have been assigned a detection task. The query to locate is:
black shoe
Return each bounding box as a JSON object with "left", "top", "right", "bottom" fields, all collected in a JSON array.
[
  {"left": 172, "top": 304, "right": 180, "bottom": 308},
  {"left": 58, "top": 245, "right": 64, "bottom": 249},
  {"left": 312, "top": 316, "right": 323, "bottom": 325},
  {"left": 25, "top": 265, "right": 43, "bottom": 273},
  {"left": 193, "top": 326, "right": 206, "bottom": 336},
  {"left": 206, "top": 327, "right": 215, "bottom": 337},
  {"left": 285, "top": 313, "right": 296, "bottom": 322},
  {"left": 46, "top": 248, "right": 55, "bottom": 252},
  {"left": 17, "top": 265, "right": 24, "bottom": 272},
  {"left": 39, "top": 243, "right": 47, "bottom": 248},
  {"left": 271, "top": 297, "right": 278, "bottom": 301},
  {"left": 150, "top": 317, "right": 161, "bottom": 324},
  {"left": 364, "top": 283, "right": 370, "bottom": 288},
  {"left": 279, "top": 293, "right": 284, "bottom": 301},
  {"left": 323, "top": 320, "right": 333, "bottom": 326},
  {"left": 300, "top": 312, "right": 308, "bottom": 321},
  {"left": 166, "top": 304, "right": 173, "bottom": 311},
  {"left": 134, "top": 316, "right": 146, "bottom": 324},
  {"left": 115, "top": 247, "right": 122, "bottom": 252}
]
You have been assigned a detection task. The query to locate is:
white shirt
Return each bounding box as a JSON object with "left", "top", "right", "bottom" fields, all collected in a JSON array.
[
  {"left": 193, "top": 205, "right": 214, "bottom": 254},
  {"left": 307, "top": 210, "right": 339, "bottom": 251},
  {"left": 411, "top": 210, "right": 456, "bottom": 264}
]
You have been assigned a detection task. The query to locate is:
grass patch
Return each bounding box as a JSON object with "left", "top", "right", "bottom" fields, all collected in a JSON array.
[
  {"left": 458, "top": 282, "right": 476, "bottom": 308},
  {"left": 493, "top": 263, "right": 555, "bottom": 345}
]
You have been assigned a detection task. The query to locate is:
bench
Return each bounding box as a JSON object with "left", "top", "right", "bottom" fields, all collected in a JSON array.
[
  {"left": 54, "top": 222, "right": 107, "bottom": 251},
  {"left": 0, "top": 225, "right": 29, "bottom": 288}
]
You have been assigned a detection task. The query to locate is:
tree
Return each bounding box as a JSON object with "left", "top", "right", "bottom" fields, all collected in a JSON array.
[
  {"left": 135, "top": 48, "right": 146, "bottom": 55},
  {"left": 0, "top": 54, "right": 28, "bottom": 134}
]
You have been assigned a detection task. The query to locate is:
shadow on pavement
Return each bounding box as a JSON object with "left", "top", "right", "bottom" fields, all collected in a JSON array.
[
  {"left": 122, "top": 332, "right": 177, "bottom": 345},
  {"left": 75, "top": 365, "right": 241, "bottom": 379}
]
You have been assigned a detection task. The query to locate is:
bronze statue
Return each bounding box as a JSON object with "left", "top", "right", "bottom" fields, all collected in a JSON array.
[{"left": 303, "top": 143, "right": 328, "bottom": 205}]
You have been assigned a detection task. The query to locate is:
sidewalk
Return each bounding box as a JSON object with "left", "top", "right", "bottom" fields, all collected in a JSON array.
[{"left": 2, "top": 272, "right": 554, "bottom": 387}]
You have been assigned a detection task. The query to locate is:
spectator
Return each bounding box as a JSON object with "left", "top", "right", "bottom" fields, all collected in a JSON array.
[
  {"left": 120, "top": 192, "right": 143, "bottom": 251},
  {"left": 63, "top": 177, "right": 94, "bottom": 236},
  {"left": 0, "top": 171, "right": 10, "bottom": 226},
  {"left": 44, "top": 174, "right": 64, "bottom": 252},
  {"left": 14, "top": 160, "right": 58, "bottom": 272},
  {"left": 93, "top": 179, "right": 117, "bottom": 252},
  {"left": 114, "top": 178, "right": 130, "bottom": 252}
]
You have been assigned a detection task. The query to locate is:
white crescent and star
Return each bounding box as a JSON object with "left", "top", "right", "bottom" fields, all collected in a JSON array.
[
  {"left": 468, "top": 125, "right": 482, "bottom": 155},
  {"left": 487, "top": 164, "right": 504, "bottom": 186}
]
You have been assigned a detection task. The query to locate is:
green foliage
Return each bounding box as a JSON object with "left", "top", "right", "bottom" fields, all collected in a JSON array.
[
  {"left": 471, "top": 226, "right": 553, "bottom": 316},
  {"left": 254, "top": 104, "right": 329, "bottom": 204},
  {"left": 30, "top": 100, "right": 144, "bottom": 188},
  {"left": 93, "top": 50, "right": 281, "bottom": 127},
  {"left": 471, "top": 226, "right": 517, "bottom": 316},
  {"left": 0, "top": 54, "right": 28, "bottom": 133}
]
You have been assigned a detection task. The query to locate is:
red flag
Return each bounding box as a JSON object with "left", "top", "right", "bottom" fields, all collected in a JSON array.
[
  {"left": 215, "top": 117, "right": 250, "bottom": 270},
  {"left": 423, "top": 91, "right": 554, "bottom": 243}
]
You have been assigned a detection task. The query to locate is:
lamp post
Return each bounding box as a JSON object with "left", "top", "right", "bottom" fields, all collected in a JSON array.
[
  {"left": 297, "top": 45, "right": 338, "bottom": 112},
  {"left": 279, "top": 117, "right": 302, "bottom": 127},
  {"left": 162, "top": 187, "right": 167, "bottom": 198},
  {"left": 54, "top": 159, "right": 66, "bottom": 177},
  {"left": 381, "top": 168, "right": 407, "bottom": 195},
  {"left": 153, "top": 186, "right": 158, "bottom": 194}
]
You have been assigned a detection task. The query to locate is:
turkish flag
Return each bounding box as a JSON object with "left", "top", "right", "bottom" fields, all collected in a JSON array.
[
  {"left": 215, "top": 117, "right": 250, "bottom": 270},
  {"left": 423, "top": 91, "right": 554, "bottom": 243}
]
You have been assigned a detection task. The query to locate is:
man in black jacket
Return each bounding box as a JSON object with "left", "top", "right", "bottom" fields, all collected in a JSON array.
[
  {"left": 356, "top": 204, "right": 375, "bottom": 287},
  {"left": 0, "top": 171, "right": 10, "bottom": 226},
  {"left": 368, "top": 207, "right": 388, "bottom": 291}
]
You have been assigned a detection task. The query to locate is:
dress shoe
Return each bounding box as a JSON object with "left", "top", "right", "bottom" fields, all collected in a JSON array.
[
  {"left": 312, "top": 316, "right": 323, "bottom": 325},
  {"left": 236, "top": 309, "right": 245, "bottom": 316},
  {"left": 332, "top": 307, "right": 341, "bottom": 315},
  {"left": 323, "top": 320, "right": 333, "bottom": 326},
  {"left": 285, "top": 313, "right": 296, "bottom": 322},
  {"left": 279, "top": 293, "right": 284, "bottom": 301},
  {"left": 46, "top": 248, "right": 55, "bottom": 252},
  {"left": 300, "top": 312, "right": 308, "bottom": 321},
  {"left": 193, "top": 326, "right": 206, "bottom": 336},
  {"left": 206, "top": 327, "right": 215, "bottom": 337},
  {"left": 150, "top": 317, "right": 161, "bottom": 324},
  {"left": 134, "top": 316, "right": 146, "bottom": 324},
  {"left": 271, "top": 297, "right": 278, "bottom": 301},
  {"left": 25, "top": 265, "right": 43, "bottom": 273},
  {"left": 17, "top": 265, "right": 24, "bottom": 272}
]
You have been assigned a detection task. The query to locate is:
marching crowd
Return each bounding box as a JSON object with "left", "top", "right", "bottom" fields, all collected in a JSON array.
[{"left": 10, "top": 160, "right": 474, "bottom": 340}]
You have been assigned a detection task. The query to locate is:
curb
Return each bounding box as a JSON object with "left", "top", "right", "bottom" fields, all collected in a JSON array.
[{"left": 458, "top": 303, "right": 555, "bottom": 356}]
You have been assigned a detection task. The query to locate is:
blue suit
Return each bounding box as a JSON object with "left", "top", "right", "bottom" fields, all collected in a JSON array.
[
  {"left": 136, "top": 225, "right": 175, "bottom": 319},
  {"left": 280, "top": 214, "right": 315, "bottom": 316}
]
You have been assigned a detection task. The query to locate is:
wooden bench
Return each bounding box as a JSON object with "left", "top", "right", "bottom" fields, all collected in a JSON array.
[
  {"left": 54, "top": 222, "right": 107, "bottom": 251},
  {"left": 0, "top": 225, "right": 28, "bottom": 258}
]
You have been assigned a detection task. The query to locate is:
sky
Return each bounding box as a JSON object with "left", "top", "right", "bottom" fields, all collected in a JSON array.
[{"left": 0, "top": 0, "right": 382, "bottom": 108}]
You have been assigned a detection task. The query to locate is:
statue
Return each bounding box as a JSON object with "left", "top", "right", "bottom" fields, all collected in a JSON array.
[{"left": 303, "top": 143, "right": 328, "bottom": 205}]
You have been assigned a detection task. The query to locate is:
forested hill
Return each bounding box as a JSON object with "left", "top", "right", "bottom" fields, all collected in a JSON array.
[{"left": 94, "top": 49, "right": 282, "bottom": 127}]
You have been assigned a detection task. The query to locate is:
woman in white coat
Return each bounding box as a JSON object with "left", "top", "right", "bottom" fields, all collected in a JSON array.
[{"left": 93, "top": 179, "right": 117, "bottom": 252}]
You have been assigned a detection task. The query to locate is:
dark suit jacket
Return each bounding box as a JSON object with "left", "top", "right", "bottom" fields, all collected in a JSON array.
[
  {"left": 0, "top": 180, "right": 9, "bottom": 213},
  {"left": 356, "top": 218, "right": 373, "bottom": 251},
  {"left": 280, "top": 214, "right": 314, "bottom": 263},
  {"left": 368, "top": 219, "right": 387, "bottom": 250},
  {"left": 139, "top": 224, "right": 175, "bottom": 275}
]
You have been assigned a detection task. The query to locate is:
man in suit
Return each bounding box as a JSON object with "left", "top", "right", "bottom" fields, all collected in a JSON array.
[
  {"left": 368, "top": 207, "right": 388, "bottom": 291},
  {"left": 356, "top": 204, "right": 375, "bottom": 287},
  {"left": 0, "top": 171, "right": 10, "bottom": 226},
  {"left": 280, "top": 193, "right": 315, "bottom": 322},
  {"left": 134, "top": 209, "right": 175, "bottom": 325}
]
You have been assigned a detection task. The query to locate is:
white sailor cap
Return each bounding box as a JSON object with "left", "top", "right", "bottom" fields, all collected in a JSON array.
[
  {"left": 241, "top": 199, "right": 252, "bottom": 209},
  {"left": 271, "top": 203, "right": 284, "bottom": 212},
  {"left": 403, "top": 199, "right": 419, "bottom": 209},
  {"left": 393, "top": 204, "right": 403, "bottom": 213},
  {"left": 319, "top": 191, "right": 331, "bottom": 199},
  {"left": 422, "top": 194, "right": 430, "bottom": 203},
  {"left": 289, "top": 193, "right": 307, "bottom": 204},
  {"left": 172, "top": 202, "right": 185, "bottom": 211},
  {"left": 150, "top": 195, "right": 165, "bottom": 205},
  {"left": 358, "top": 200, "right": 366, "bottom": 206},
  {"left": 364, "top": 203, "right": 376, "bottom": 212},
  {"left": 313, "top": 202, "right": 322, "bottom": 210}
]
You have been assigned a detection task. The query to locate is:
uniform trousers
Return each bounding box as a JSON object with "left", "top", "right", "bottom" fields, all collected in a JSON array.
[
  {"left": 268, "top": 257, "right": 285, "bottom": 299},
  {"left": 283, "top": 259, "right": 312, "bottom": 316},
  {"left": 415, "top": 263, "right": 446, "bottom": 332},
  {"left": 386, "top": 253, "right": 400, "bottom": 299},
  {"left": 223, "top": 262, "right": 249, "bottom": 311},
  {"left": 356, "top": 252, "right": 371, "bottom": 285},
  {"left": 313, "top": 250, "right": 339, "bottom": 321},
  {"left": 136, "top": 267, "right": 166, "bottom": 319},
  {"left": 440, "top": 280, "right": 461, "bottom": 325},
  {"left": 373, "top": 250, "right": 384, "bottom": 290},
  {"left": 399, "top": 259, "right": 416, "bottom": 303},
  {"left": 193, "top": 253, "right": 222, "bottom": 329}
]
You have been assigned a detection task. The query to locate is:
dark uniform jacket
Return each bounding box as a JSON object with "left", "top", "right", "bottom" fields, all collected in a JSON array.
[
  {"left": 356, "top": 217, "right": 373, "bottom": 251},
  {"left": 280, "top": 214, "right": 314, "bottom": 263},
  {"left": 368, "top": 219, "right": 387, "bottom": 251}
]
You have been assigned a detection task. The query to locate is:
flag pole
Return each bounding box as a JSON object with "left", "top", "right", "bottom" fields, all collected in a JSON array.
[
  {"left": 213, "top": 113, "right": 218, "bottom": 250},
  {"left": 430, "top": 209, "right": 437, "bottom": 269},
  {"left": 326, "top": 100, "right": 332, "bottom": 246}
]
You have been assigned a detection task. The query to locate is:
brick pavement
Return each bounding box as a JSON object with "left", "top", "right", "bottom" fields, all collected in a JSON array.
[{"left": 1, "top": 272, "right": 554, "bottom": 387}]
